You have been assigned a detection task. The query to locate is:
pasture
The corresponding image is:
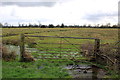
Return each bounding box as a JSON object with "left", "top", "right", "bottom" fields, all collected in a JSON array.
[
  {"left": 2, "top": 28, "right": 118, "bottom": 44},
  {"left": 1, "top": 28, "right": 119, "bottom": 78}
]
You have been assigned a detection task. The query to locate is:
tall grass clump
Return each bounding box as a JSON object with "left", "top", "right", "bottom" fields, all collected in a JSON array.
[
  {"left": 81, "top": 42, "right": 117, "bottom": 61},
  {"left": 81, "top": 42, "right": 94, "bottom": 57},
  {"left": 1, "top": 46, "right": 17, "bottom": 61},
  {"left": 21, "top": 51, "right": 35, "bottom": 62},
  {"left": 100, "top": 43, "right": 116, "bottom": 56}
]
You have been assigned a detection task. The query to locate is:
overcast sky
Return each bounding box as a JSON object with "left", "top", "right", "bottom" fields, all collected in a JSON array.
[{"left": 0, "top": 0, "right": 119, "bottom": 26}]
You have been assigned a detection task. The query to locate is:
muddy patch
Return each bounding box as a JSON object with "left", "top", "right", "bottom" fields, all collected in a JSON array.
[{"left": 64, "top": 64, "right": 107, "bottom": 78}]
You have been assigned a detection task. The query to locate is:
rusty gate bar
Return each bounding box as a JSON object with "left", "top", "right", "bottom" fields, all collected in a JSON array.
[{"left": 25, "top": 35, "right": 97, "bottom": 40}]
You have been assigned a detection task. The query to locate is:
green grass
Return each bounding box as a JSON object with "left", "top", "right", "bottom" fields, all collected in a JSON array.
[
  {"left": 2, "top": 28, "right": 118, "bottom": 45},
  {"left": 2, "top": 60, "right": 72, "bottom": 78}
]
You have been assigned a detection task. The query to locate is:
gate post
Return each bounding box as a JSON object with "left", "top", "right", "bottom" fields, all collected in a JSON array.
[
  {"left": 92, "top": 65, "right": 99, "bottom": 79},
  {"left": 94, "top": 39, "right": 100, "bottom": 62},
  {"left": 20, "top": 33, "right": 25, "bottom": 62},
  {"left": 91, "top": 39, "right": 100, "bottom": 79}
]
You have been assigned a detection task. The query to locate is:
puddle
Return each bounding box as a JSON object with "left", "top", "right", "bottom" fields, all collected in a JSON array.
[
  {"left": 64, "top": 64, "right": 92, "bottom": 78},
  {"left": 4, "top": 45, "right": 20, "bottom": 55},
  {"left": 64, "top": 64, "right": 107, "bottom": 78},
  {"left": 4, "top": 44, "right": 40, "bottom": 55},
  {"left": 25, "top": 48, "right": 39, "bottom": 53}
]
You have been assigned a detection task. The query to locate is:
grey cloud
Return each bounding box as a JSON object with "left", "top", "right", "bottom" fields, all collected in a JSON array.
[
  {"left": 0, "top": 0, "right": 73, "bottom": 7},
  {"left": 1, "top": 2, "right": 56, "bottom": 7},
  {"left": 84, "top": 12, "right": 117, "bottom": 22}
]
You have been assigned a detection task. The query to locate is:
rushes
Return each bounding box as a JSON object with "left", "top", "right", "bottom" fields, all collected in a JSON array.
[
  {"left": 1, "top": 46, "right": 17, "bottom": 61},
  {"left": 21, "top": 51, "right": 35, "bottom": 62}
]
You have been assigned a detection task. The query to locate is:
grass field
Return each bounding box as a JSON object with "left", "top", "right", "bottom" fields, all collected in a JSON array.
[
  {"left": 2, "top": 28, "right": 118, "bottom": 59},
  {"left": 2, "top": 28, "right": 118, "bottom": 44},
  {"left": 2, "top": 28, "right": 119, "bottom": 78},
  {"left": 2, "top": 60, "right": 72, "bottom": 78}
]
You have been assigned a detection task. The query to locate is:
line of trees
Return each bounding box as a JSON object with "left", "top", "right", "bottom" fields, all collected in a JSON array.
[{"left": 1, "top": 22, "right": 119, "bottom": 28}]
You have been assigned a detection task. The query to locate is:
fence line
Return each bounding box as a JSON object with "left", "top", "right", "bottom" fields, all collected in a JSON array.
[
  {"left": 20, "top": 34, "right": 100, "bottom": 60},
  {"left": 18, "top": 33, "right": 119, "bottom": 78},
  {"left": 25, "top": 35, "right": 98, "bottom": 40},
  {"left": 20, "top": 34, "right": 117, "bottom": 67},
  {"left": 37, "top": 42, "right": 83, "bottom": 45}
]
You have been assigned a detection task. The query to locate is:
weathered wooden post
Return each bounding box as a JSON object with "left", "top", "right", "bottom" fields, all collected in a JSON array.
[
  {"left": 94, "top": 39, "right": 100, "bottom": 62},
  {"left": 92, "top": 65, "right": 99, "bottom": 79},
  {"left": 20, "top": 33, "right": 25, "bottom": 62},
  {"left": 113, "top": 59, "right": 117, "bottom": 73},
  {"left": 91, "top": 39, "right": 100, "bottom": 79}
]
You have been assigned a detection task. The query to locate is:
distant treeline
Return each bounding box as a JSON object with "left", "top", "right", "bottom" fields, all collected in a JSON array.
[{"left": 1, "top": 23, "right": 119, "bottom": 28}]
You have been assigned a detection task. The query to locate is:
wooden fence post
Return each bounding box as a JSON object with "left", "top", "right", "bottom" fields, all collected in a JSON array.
[
  {"left": 92, "top": 65, "right": 99, "bottom": 79},
  {"left": 114, "top": 59, "right": 117, "bottom": 73},
  {"left": 91, "top": 39, "right": 100, "bottom": 79},
  {"left": 20, "top": 33, "right": 25, "bottom": 62},
  {"left": 94, "top": 39, "right": 100, "bottom": 62}
]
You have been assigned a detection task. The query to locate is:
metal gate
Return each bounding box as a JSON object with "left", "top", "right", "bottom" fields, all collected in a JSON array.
[{"left": 20, "top": 34, "right": 100, "bottom": 61}]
